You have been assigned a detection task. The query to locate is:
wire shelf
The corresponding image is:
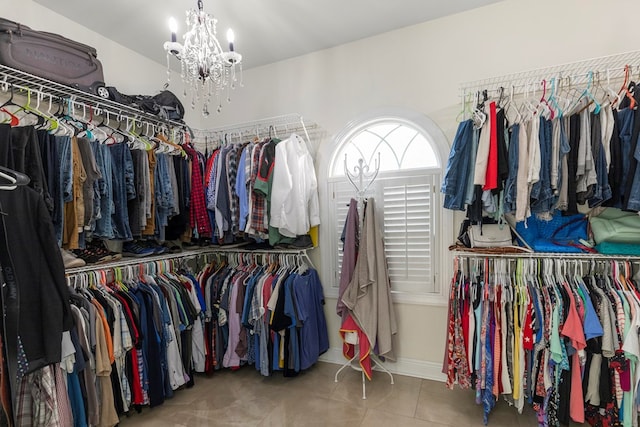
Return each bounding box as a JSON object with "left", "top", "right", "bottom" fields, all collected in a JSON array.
[
  {"left": 0, "top": 64, "right": 188, "bottom": 133},
  {"left": 190, "top": 113, "right": 321, "bottom": 149},
  {"left": 459, "top": 49, "right": 640, "bottom": 99}
]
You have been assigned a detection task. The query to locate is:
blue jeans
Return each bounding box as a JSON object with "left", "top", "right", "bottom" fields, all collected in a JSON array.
[
  {"left": 442, "top": 119, "right": 474, "bottom": 210},
  {"left": 589, "top": 112, "right": 613, "bottom": 208},
  {"left": 531, "top": 117, "right": 554, "bottom": 214},
  {"left": 55, "top": 136, "right": 73, "bottom": 246},
  {"left": 91, "top": 142, "right": 115, "bottom": 239},
  {"left": 109, "top": 143, "right": 135, "bottom": 240},
  {"left": 154, "top": 154, "right": 175, "bottom": 241}
]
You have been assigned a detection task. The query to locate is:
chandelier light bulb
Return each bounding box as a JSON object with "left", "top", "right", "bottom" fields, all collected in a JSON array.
[
  {"left": 168, "top": 17, "right": 178, "bottom": 42},
  {"left": 227, "top": 29, "right": 235, "bottom": 52}
]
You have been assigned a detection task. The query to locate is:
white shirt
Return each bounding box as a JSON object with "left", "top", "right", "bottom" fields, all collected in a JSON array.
[
  {"left": 600, "top": 104, "right": 615, "bottom": 172},
  {"left": 269, "top": 133, "right": 320, "bottom": 237},
  {"left": 473, "top": 116, "right": 491, "bottom": 186}
]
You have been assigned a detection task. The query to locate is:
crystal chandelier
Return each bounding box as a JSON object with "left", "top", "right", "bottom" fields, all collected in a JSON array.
[{"left": 163, "top": 0, "right": 242, "bottom": 116}]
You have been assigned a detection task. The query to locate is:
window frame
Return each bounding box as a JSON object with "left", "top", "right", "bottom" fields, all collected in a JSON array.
[{"left": 317, "top": 108, "right": 452, "bottom": 306}]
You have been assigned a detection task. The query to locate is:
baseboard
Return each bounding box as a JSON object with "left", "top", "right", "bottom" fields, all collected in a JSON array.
[{"left": 318, "top": 347, "right": 446, "bottom": 382}]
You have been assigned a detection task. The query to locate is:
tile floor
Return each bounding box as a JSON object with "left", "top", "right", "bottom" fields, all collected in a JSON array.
[{"left": 118, "top": 362, "right": 569, "bottom": 427}]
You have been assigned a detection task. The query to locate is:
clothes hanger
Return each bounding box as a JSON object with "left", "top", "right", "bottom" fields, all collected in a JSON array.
[
  {"left": 504, "top": 85, "right": 522, "bottom": 124},
  {"left": 471, "top": 90, "right": 487, "bottom": 129},
  {"left": 0, "top": 166, "right": 29, "bottom": 190},
  {"left": 108, "top": 114, "right": 135, "bottom": 146},
  {"left": 87, "top": 106, "right": 108, "bottom": 141},
  {"left": 0, "top": 84, "right": 20, "bottom": 126},
  {"left": 126, "top": 117, "right": 152, "bottom": 150},
  {"left": 602, "top": 69, "right": 620, "bottom": 108},
  {"left": 566, "top": 71, "right": 598, "bottom": 115},
  {"left": 535, "top": 79, "right": 555, "bottom": 119},
  {"left": 547, "top": 77, "right": 564, "bottom": 118},
  {"left": 97, "top": 110, "right": 123, "bottom": 145},
  {"left": 11, "top": 88, "right": 47, "bottom": 127},
  {"left": 519, "top": 82, "right": 537, "bottom": 120},
  {"left": 58, "top": 99, "right": 86, "bottom": 135},
  {"left": 615, "top": 65, "right": 636, "bottom": 110}
]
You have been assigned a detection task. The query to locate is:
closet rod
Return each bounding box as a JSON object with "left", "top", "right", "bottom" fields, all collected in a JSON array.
[
  {"left": 202, "top": 247, "right": 317, "bottom": 270},
  {"left": 460, "top": 49, "right": 640, "bottom": 97},
  {"left": 0, "top": 64, "right": 188, "bottom": 134},
  {"left": 452, "top": 251, "right": 640, "bottom": 262},
  {"left": 213, "top": 247, "right": 312, "bottom": 255},
  {"left": 64, "top": 247, "right": 315, "bottom": 277},
  {"left": 64, "top": 248, "right": 218, "bottom": 277}
]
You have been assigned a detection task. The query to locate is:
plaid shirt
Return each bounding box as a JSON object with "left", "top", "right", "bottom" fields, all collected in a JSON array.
[
  {"left": 185, "top": 144, "right": 212, "bottom": 237},
  {"left": 54, "top": 365, "right": 74, "bottom": 427},
  {"left": 249, "top": 142, "right": 268, "bottom": 238},
  {"left": 16, "top": 365, "right": 61, "bottom": 427}
]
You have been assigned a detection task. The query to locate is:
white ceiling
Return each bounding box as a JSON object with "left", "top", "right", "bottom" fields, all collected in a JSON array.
[{"left": 34, "top": 0, "right": 500, "bottom": 70}]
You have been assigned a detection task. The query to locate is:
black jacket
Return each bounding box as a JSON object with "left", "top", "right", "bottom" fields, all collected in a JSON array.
[{"left": 0, "top": 185, "right": 72, "bottom": 374}]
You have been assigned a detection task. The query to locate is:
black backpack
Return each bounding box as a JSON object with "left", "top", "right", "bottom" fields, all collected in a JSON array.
[{"left": 106, "top": 87, "right": 185, "bottom": 121}]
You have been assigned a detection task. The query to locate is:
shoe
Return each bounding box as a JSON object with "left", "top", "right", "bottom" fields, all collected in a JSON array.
[
  {"left": 61, "top": 248, "right": 86, "bottom": 269},
  {"left": 122, "top": 241, "right": 156, "bottom": 258},
  {"left": 86, "top": 240, "right": 121, "bottom": 262},
  {"left": 72, "top": 247, "right": 112, "bottom": 264},
  {"left": 163, "top": 241, "right": 183, "bottom": 253},
  {"left": 139, "top": 239, "right": 167, "bottom": 255},
  {"left": 289, "top": 235, "right": 314, "bottom": 249}
]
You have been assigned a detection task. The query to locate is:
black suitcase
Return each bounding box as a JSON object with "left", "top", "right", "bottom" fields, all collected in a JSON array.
[{"left": 0, "top": 18, "right": 106, "bottom": 96}]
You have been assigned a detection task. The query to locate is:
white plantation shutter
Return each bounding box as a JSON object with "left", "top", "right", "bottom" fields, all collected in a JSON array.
[
  {"left": 329, "top": 173, "right": 439, "bottom": 294},
  {"left": 381, "top": 175, "right": 435, "bottom": 293}
]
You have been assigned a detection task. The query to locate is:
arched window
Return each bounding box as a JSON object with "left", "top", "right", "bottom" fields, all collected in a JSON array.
[{"left": 319, "top": 109, "right": 451, "bottom": 303}]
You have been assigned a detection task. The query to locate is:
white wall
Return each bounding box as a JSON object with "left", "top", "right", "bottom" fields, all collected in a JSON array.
[
  {"left": 6, "top": 1, "right": 202, "bottom": 126},
  {"left": 197, "top": 0, "right": 640, "bottom": 378},
  {"left": 16, "top": 0, "right": 640, "bottom": 378}
]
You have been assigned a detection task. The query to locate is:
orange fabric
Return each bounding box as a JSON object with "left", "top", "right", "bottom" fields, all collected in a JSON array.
[
  {"left": 339, "top": 314, "right": 372, "bottom": 380},
  {"left": 92, "top": 299, "right": 115, "bottom": 364}
]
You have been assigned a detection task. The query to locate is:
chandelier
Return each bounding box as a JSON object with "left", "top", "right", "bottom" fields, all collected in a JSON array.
[{"left": 163, "top": 0, "right": 243, "bottom": 116}]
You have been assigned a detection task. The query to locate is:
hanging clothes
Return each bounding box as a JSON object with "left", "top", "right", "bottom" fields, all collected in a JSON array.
[
  {"left": 341, "top": 198, "right": 398, "bottom": 363},
  {"left": 198, "top": 253, "right": 328, "bottom": 377},
  {"left": 440, "top": 96, "right": 640, "bottom": 224},
  {"left": 443, "top": 256, "right": 640, "bottom": 427},
  {"left": 48, "top": 265, "right": 209, "bottom": 426}
]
